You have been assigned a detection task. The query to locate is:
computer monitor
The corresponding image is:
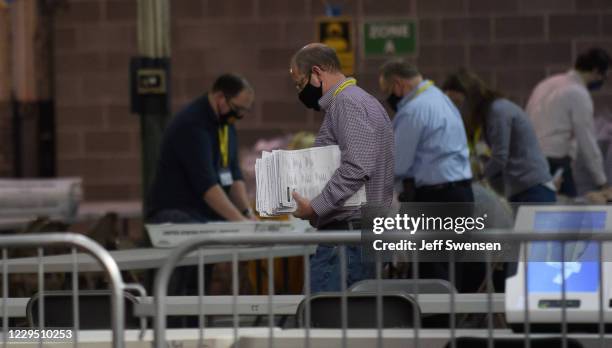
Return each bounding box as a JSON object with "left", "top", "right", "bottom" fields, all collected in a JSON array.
[{"left": 505, "top": 205, "right": 612, "bottom": 332}]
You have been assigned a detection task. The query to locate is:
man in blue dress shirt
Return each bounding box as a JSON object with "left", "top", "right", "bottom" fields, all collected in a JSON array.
[
  {"left": 379, "top": 59, "right": 473, "bottom": 203},
  {"left": 379, "top": 59, "right": 479, "bottom": 292}
]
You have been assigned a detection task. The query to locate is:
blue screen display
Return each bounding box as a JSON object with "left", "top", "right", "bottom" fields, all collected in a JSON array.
[
  {"left": 533, "top": 211, "right": 606, "bottom": 231},
  {"left": 527, "top": 211, "right": 606, "bottom": 293}
]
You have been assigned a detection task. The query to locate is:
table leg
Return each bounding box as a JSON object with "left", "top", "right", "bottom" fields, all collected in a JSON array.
[{"left": 282, "top": 257, "right": 289, "bottom": 294}]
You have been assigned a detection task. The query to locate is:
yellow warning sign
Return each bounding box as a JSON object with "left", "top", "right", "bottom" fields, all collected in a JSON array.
[{"left": 316, "top": 17, "right": 354, "bottom": 76}]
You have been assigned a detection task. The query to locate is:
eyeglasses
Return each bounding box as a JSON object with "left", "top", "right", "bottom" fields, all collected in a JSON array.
[
  {"left": 227, "top": 99, "right": 251, "bottom": 116},
  {"left": 295, "top": 74, "right": 312, "bottom": 91}
]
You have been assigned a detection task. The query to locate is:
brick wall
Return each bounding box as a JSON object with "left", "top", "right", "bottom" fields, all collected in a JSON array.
[
  {"left": 53, "top": 0, "right": 612, "bottom": 201},
  {"left": 54, "top": 0, "right": 140, "bottom": 200}
]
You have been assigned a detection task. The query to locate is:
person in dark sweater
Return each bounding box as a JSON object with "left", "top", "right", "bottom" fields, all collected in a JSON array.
[
  {"left": 148, "top": 73, "right": 255, "bottom": 223},
  {"left": 443, "top": 69, "right": 556, "bottom": 203},
  {"left": 147, "top": 74, "right": 255, "bottom": 312}
]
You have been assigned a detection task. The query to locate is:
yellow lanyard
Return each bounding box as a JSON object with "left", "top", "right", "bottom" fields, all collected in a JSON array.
[
  {"left": 468, "top": 127, "right": 482, "bottom": 154},
  {"left": 218, "top": 125, "right": 229, "bottom": 168},
  {"left": 333, "top": 78, "right": 357, "bottom": 97},
  {"left": 414, "top": 80, "right": 433, "bottom": 98},
  {"left": 474, "top": 127, "right": 482, "bottom": 146}
]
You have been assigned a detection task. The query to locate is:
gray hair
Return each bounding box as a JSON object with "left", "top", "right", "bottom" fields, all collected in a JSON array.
[
  {"left": 290, "top": 43, "right": 342, "bottom": 75},
  {"left": 379, "top": 59, "right": 420, "bottom": 82}
]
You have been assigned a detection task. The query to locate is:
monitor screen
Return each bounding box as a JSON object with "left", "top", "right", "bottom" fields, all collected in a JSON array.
[{"left": 528, "top": 211, "right": 606, "bottom": 293}]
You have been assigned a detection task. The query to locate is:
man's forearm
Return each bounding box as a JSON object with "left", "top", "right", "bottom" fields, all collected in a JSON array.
[
  {"left": 203, "top": 185, "right": 247, "bottom": 221},
  {"left": 229, "top": 180, "right": 251, "bottom": 212}
]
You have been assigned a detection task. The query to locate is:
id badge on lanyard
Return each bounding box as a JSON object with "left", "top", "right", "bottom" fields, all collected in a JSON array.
[
  {"left": 219, "top": 168, "right": 233, "bottom": 187},
  {"left": 218, "top": 125, "right": 233, "bottom": 187}
]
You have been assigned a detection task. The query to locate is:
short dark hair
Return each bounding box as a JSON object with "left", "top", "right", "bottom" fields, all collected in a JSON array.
[
  {"left": 575, "top": 48, "right": 611, "bottom": 73},
  {"left": 211, "top": 73, "right": 252, "bottom": 99},
  {"left": 290, "top": 43, "right": 341, "bottom": 75},
  {"left": 379, "top": 59, "right": 420, "bottom": 82}
]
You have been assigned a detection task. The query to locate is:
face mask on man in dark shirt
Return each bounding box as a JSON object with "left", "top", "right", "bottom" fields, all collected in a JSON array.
[
  {"left": 218, "top": 95, "right": 243, "bottom": 124},
  {"left": 219, "top": 109, "right": 241, "bottom": 124}
]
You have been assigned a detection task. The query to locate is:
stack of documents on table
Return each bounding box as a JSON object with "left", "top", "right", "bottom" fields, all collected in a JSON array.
[
  {"left": 146, "top": 220, "right": 312, "bottom": 248},
  {"left": 255, "top": 145, "right": 366, "bottom": 216}
]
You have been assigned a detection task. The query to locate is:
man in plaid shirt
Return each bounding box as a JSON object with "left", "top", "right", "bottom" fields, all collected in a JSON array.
[{"left": 289, "top": 43, "right": 394, "bottom": 292}]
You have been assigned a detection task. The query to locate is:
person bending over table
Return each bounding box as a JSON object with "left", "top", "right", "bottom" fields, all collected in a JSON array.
[
  {"left": 525, "top": 47, "right": 610, "bottom": 198},
  {"left": 147, "top": 74, "right": 256, "bottom": 305},
  {"left": 442, "top": 69, "right": 557, "bottom": 204},
  {"left": 379, "top": 59, "right": 480, "bottom": 292},
  {"left": 148, "top": 73, "right": 255, "bottom": 224}
]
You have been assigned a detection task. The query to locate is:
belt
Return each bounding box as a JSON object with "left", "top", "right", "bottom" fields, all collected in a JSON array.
[
  {"left": 417, "top": 179, "right": 472, "bottom": 191},
  {"left": 547, "top": 156, "right": 572, "bottom": 166},
  {"left": 319, "top": 220, "right": 362, "bottom": 231}
]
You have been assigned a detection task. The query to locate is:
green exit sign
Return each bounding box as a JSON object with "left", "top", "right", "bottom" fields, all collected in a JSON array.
[{"left": 363, "top": 19, "right": 417, "bottom": 57}]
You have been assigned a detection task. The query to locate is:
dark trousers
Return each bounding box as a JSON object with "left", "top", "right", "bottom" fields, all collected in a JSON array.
[
  {"left": 414, "top": 180, "right": 475, "bottom": 203},
  {"left": 410, "top": 180, "right": 483, "bottom": 293},
  {"left": 510, "top": 184, "right": 557, "bottom": 203},
  {"left": 547, "top": 156, "right": 577, "bottom": 197}
]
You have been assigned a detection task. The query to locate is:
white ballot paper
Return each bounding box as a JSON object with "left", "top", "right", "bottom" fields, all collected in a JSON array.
[{"left": 255, "top": 145, "right": 366, "bottom": 216}]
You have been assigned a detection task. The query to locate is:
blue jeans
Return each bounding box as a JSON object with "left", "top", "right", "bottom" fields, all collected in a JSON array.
[
  {"left": 310, "top": 245, "right": 373, "bottom": 293},
  {"left": 510, "top": 184, "right": 557, "bottom": 203}
]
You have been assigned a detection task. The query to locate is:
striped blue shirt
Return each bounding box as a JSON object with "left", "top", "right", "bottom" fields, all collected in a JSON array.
[{"left": 394, "top": 80, "right": 472, "bottom": 187}]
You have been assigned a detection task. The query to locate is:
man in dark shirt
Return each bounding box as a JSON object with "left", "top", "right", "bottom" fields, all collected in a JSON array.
[
  {"left": 147, "top": 74, "right": 254, "bottom": 305},
  {"left": 148, "top": 73, "right": 255, "bottom": 223}
]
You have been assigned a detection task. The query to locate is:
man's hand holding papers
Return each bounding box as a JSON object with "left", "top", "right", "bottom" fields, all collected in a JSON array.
[{"left": 291, "top": 191, "right": 315, "bottom": 220}]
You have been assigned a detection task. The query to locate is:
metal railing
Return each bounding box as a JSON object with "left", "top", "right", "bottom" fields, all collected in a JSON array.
[
  {"left": 0, "top": 233, "right": 127, "bottom": 348},
  {"left": 153, "top": 230, "right": 612, "bottom": 348}
]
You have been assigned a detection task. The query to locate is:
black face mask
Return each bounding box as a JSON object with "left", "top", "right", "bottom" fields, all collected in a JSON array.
[
  {"left": 219, "top": 96, "right": 244, "bottom": 124},
  {"left": 587, "top": 79, "right": 605, "bottom": 91},
  {"left": 386, "top": 93, "right": 402, "bottom": 112},
  {"left": 219, "top": 109, "right": 241, "bottom": 124},
  {"left": 298, "top": 75, "right": 323, "bottom": 111}
]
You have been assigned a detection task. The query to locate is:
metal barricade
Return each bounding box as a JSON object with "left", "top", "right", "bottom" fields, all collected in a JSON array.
[
  {"left": 153, "top": 231, "right": 612, "bottom": 348},
  {"left": 0, "top": 233, "right": 127, "bottom": 348}
]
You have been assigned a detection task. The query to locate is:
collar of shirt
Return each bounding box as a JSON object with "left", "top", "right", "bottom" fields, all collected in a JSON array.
[
  {"left": 318, "top": 77, "right": 354, "bottom": 111},
  {"left": 396, "top": 79, "right": 432, "bottom": 111},
  {"left": 567, "top": 69, "right": 586, "bottom": 87}
]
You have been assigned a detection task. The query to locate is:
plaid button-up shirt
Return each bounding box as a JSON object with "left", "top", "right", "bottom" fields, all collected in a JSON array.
[{"left": 310, "top": 78, "right": 394, "bottom": 227}]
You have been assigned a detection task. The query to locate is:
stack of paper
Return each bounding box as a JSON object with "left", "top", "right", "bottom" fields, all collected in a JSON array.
[
  {"left": 0, "top": 178, "right": 83, "bottom": 220},
  {"left": 255, "top": 145, "right": 366, "bottom": 216}
]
